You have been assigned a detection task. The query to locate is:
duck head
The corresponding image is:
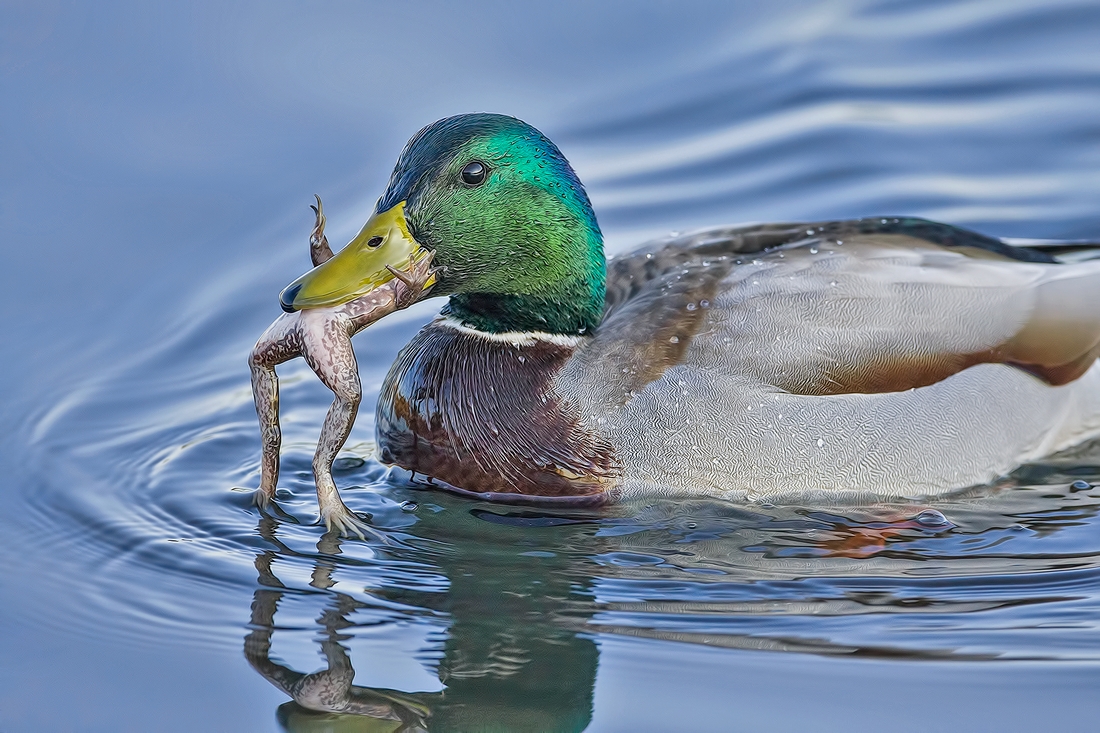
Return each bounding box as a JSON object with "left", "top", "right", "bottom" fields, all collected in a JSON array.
[{"left": 280, "top": 113, "right": 606, "bottom": 335}]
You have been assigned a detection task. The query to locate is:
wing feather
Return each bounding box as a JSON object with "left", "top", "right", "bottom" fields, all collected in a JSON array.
[{"left": 579, "top": 227, "right": 1100, "bottom": 400}]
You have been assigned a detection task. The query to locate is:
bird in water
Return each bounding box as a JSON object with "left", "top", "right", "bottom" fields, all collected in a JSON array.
[{"left": 250, "top": 113, "right": 1100, "bottom": 537}]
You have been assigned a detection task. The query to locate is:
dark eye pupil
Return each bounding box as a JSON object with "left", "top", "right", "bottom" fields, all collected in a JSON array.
[{"left": 461, "top": 161, "right": 486, "bottom": 185}]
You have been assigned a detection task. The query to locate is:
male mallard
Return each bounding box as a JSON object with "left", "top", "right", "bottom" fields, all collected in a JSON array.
[{"left": 252, "top": 113, "right": 1100, "bottom": 535}]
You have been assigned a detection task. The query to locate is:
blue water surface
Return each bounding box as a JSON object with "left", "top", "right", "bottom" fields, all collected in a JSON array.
[{"left": 2, "top": 1, "right": 1100, "bottom": 731}]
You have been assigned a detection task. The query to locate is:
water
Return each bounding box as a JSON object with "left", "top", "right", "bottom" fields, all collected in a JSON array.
[{"left": 3, "top": 1, "right": 1100, "bottom": 730}]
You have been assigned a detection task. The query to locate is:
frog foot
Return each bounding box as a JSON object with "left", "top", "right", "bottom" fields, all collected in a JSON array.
[
  {"left": 254, "top": 486, "right": 275, "bottom": 510},
  {"left": 310, "top": 194, "right": 326, "bottom": 242},
  {"left": 387, "top": 249, "right": 437, "bottom": 310},
  {"left": 320, "top": 502, "right": 386, "bottom": 542},
  {"left": 308, "top": 194, "right": 334, "bottom": 265}
]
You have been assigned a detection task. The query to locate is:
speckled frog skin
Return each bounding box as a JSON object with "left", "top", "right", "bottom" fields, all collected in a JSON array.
[
  {"left": 249, "top": 198, "right": 436, "bottom": 537},
  {"left": 252, "top": 114, "right": 1100, "bottom": 536}
]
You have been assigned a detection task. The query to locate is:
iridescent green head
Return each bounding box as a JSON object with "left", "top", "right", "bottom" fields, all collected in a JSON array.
[{"left": 280, "top": 114, "right": 606, "bottom": 335}]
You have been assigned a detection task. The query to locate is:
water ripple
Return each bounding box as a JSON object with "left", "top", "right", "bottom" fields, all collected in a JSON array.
[{"left": 6, "top": 0, "right": 1100, "bottom": 727}]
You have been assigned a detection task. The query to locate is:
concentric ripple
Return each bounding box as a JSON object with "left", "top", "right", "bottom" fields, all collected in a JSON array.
[
  {"left": 5, "top": 0, "right": 1100, "bottom": 728},
  {"left": 14, "top": 255, "right": 1100, "bottom": 675}
]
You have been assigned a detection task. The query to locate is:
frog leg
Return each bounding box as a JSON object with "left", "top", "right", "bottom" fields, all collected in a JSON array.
[
  {"left": 249, "top": 314, "right": 301, "bottom": 508},
  {"left": 339, "top": 249, "right": 437, "bottom": 333},
  {"left": 310, "top": 194, "right": 334, "bottom": 266},
  {"left": 387, "top": 248, "right": 437, "bottom": 309},
  {"left": 298, "top": 310, "right": 381, "bottom": 540}
]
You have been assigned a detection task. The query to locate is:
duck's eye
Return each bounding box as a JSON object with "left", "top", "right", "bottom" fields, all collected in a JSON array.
[
  {"left": 366, "top": 236, "right": 383, "bottom": 248},
  {"left": 461, "top": 161, "right": 487, "bottom": 186}
]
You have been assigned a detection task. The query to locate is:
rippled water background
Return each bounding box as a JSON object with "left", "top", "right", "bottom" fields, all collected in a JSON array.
[{"left": 3, "top": 1, "right": 1100, "bottom": 730}]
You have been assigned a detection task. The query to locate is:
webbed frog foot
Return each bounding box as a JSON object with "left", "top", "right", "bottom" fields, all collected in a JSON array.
[
  {"left": 253, "top": 486, "right": 273, "bottom": 510},
  {"left": 309, "top": 194, "right": 334, "bottom": 266},
  {"left": 387, "top": 249, "right": 437, "bottom": 310},
  {"left": 319, "top": 499, "right": 387, "bottom": 542}
]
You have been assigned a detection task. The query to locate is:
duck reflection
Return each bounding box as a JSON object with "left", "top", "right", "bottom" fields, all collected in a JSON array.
[
  {"left": 245, "top": 510, "right": 600, "bottom": 733},
  {"left": 243, "top": 482, "right": 1100, "bottom": 730}
]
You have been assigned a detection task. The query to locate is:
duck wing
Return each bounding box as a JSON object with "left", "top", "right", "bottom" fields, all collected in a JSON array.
[{"left": 575, "top": 218, "right": 1100, "bottom": 401}]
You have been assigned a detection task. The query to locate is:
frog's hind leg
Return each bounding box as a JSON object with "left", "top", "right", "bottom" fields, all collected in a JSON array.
[
  {"left": 299, "top": 311, "right": 382, "bottom": 541},
  {"left": 249, "top": 315, "right": 300, "bottom": 509}
]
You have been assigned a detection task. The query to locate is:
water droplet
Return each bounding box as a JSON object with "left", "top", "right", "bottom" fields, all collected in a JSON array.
[
  {"left": 686, "top": 302, "right": 697, "bottom": 311},
  {"left": 700, "top": 299, "right": 710, "bottom": 308},
  {"left": 400, "top": 500, "right": 418, "bottom": 512},
  {"left": 806, "top": 229, "right": 814, "bottom": 235},
  {"left": 816, "top": 438, "right": 824, "bottom": 447},
  {"left": 517, "top": 355, "right": 526, "bottom": 363},
  {"left": 915, "top": 509, "right": 949, "bottom": 527},
  {"left": 1070, "top": 480, "right": 1091, "bottom": 491},
  {"left": 810, "top": 247, "right": 819, "bottom": 254},
  {"left": 333, "top": 456, "right": 365, "bottom": 471},
  {"left": 687, "top": 522, "right": 697, "bottom": 529},
  {"left": 646, "top": 252, "right": 653, "bottom": 259},
  {"left": 669, "top": 335, "right": 679, "bottom": 343}
]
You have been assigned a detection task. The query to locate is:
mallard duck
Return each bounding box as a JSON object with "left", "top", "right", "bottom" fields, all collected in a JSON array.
[{"left": 252, "top": 113, "right": 1100, "bottom": 535}]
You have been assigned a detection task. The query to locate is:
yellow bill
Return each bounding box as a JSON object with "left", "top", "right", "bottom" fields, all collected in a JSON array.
[{"left": 279, "top": 201, "right": 435, "bottom": 312}]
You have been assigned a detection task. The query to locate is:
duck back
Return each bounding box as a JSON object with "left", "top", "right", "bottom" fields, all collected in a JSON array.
[{"left": 556, "top": 219, "right": 1100, "bottom": 501}]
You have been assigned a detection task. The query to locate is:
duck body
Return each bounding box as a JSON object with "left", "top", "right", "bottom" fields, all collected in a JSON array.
[
  {"left": 376, "top": 216, "right": 1100, "bottom": 504},
  {"left": 266, "top": 113, "right": 1100, "bottom": 533}
]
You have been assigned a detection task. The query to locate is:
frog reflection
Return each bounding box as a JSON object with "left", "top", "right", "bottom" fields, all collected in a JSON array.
[
  {"left": 243, "top": 487, "right": 1044, "bottom": 730},
  {"left": 245, "top": 511, "right": 600, "bottom": 733},
  {"left": 246, "top": 549, "right": 432, "bottom": 731}
]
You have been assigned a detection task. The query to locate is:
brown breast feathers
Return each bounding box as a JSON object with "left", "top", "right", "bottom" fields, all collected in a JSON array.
[{"left": 375, "top": 320, "right": 619, "bottom": 502}]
